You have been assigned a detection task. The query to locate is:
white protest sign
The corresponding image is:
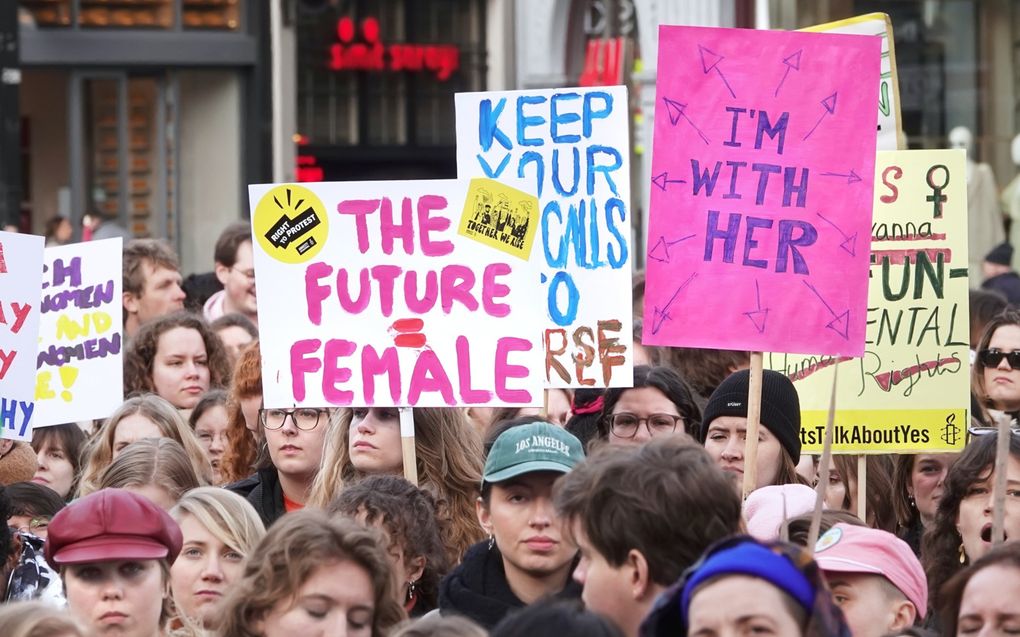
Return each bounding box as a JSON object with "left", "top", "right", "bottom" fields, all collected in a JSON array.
[
  {"left": 35, "top": 239, "right": 124, "bottom": 426},
  {"left": 456, "top": 86, "right": 633, "bottom": 388},
  {"left": 250, "top": 179, "right": 545, "bottom": 408},
  {"left": 0, "top": 231, "right": 44, "bottom": 440}
]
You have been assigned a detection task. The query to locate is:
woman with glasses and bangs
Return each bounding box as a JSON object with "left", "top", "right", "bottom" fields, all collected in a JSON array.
[
  {"left": 595, "top": 365, "right": 702, "bottom": 448},
  {"left": 972, "top": 309, "right": 1020, "bottom": 427},
  {"left": 226, "top": 405, "right": 333, "bottom": 527}
]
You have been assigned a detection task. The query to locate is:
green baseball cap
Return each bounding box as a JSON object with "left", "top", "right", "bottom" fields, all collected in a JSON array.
[{"left": 483, "top": 422, "right": 585, "bottom": 485}]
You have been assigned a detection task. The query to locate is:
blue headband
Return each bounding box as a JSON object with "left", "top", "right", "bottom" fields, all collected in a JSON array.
[{"left": 681, "top": 541, "right": 815, "bottom": 620}]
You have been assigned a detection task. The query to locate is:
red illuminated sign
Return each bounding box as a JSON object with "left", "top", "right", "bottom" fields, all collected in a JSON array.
[
  {"left": 579, "top": 37, "right": 628, "bottom": 87},
  {"left": 328, "top": 16, "right": 460, "bottom": 81}
]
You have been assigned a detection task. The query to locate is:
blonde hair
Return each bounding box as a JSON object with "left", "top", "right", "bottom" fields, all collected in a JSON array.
[
  {"left": 308, "top": 408, "right": 484, "bottom": 565},
  {"left": 217, "top": 510, "right": 405, "bottom": 637},
  {"left": 78, "top": 394, "right": 212, "bottom": 497},
  {"left": 0, "top": 601, "right": 90, "bottom": 637},
  {"left": 93, "top": 438, "right": 202, "bottom": 504},
  {"left": 170, "top": 487, "right": 265, "bottom": 556}
]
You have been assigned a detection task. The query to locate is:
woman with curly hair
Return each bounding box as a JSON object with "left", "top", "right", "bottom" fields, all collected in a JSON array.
[
  {"left": 596, "top": 365, "right": 701, "bottom": 447},
  {"left": 921, "top": 433, "right": 1020, "bottom": 616},
  {"left": 124, "top": 311, "right": 231, "bottom": 410},
  {"left": 219, "top": 341, "right": 262, "bottom": 485},
  {"left": 307, "top": 407, "right": 484, "bottom": 565},
  {"left": 328, "top": 475, "right": 448, "bottom": 617},
  {"left": 217, "top": 509, "right": 405, "bottom": 637},
  {"left": 77, "top": 394, "right": 212, "bottom": 497}
]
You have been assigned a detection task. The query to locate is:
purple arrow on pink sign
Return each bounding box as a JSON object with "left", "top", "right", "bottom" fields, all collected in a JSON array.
[{"left": 642, "top": 25, "right": 881, "bottom": 357}]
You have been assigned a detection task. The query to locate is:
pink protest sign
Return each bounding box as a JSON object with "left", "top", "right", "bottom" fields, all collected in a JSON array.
[{"left": 643, "top": 26, "right": 881, "bottom": 356}]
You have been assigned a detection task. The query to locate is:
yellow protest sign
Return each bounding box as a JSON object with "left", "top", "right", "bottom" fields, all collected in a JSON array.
[
  {"left": 801, "top": 13, "right": 904, "bottom": 151},
  {"left": 458, "top": 178, "right": 539, "bottom": 261},
  {"left": 770, "top": 149, "right": 969, "bottom": 453}
]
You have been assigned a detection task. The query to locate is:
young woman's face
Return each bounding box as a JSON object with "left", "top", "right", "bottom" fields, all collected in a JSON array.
[
  {"left": 239, "top": 395, "right": 262, "bottom": 433},
  {"left": 112, "top": 414, "right": 164, "bottom": 458},
  {"left": 64, "top": 559, "right": 166, "bottom": 637},
  {"left": 478, "top": 471, "right": 576, "bottom": 585},
  {"left": 194, "top": 404, "right": 229, "bottom": 484},
  {"left": 264, "top": 409, "right": 328, "bottom": 481},
  {"left": 171, "top": 513, "right": 246, "bottom": 629},
  {"left": 957, "top": 564, "right": 1020, "bottom": 636},
  {"left": 32, "top": 436, "right": 75, "bottom": 498},
  {"left": 348, "top": 408, "right": 403, "bottom": 475},
  {"left": 257, "top": 559, "right": 375, "bottom": 637},
  {"left": 215, "top": 326, "right": 254, "bottom": 366},
  {"left": 823, "top": 466, "right": 851, "bottom": 512},
  {"left": 608, "top": 386, "right": 682, "bottom": 446},
  {"left": 956, "top": 455, "right": 1020, "bottom": 561},
  {"left": 687, "top": 574, "right": 804, "bottom": 637},
  {"left": 909, "top": 453, "right": 958, "bottom": 525},
  {"left": 982, "top": 324, "right": 1020, "bottom": 411},
  {"left": 151, "top": 327, "right": 211, "bottom": 409},
  {"left": 703, "top": 416, "right": 784, "bottom": 491}
]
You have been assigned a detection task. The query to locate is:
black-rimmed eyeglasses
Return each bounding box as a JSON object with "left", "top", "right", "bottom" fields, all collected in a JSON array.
[
  {"left": 259, "top": 408, "right": 328, "bottom": 431},
  {"left": 607, "top": 412, "right": 685, "bottom": 438}
]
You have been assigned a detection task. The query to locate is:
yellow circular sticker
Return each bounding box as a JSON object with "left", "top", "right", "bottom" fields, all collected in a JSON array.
[{"left": 253, "top": 184, "right": 329, "bottom": 264}]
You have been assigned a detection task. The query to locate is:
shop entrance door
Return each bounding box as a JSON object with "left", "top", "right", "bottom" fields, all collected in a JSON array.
[{"left": 69, "top": 71, "right": 178, "bottom": 243}]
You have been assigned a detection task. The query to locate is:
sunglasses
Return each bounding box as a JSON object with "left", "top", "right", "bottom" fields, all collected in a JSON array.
[{"left": 978, "top": 349, "right": 1020, "bottom": 370}]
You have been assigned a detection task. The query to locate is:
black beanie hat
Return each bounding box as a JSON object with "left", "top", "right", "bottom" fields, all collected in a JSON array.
[
  {"left": 699, "top": 369, "right": 802, "bottom": 463},
  {"left": 986, "top": 242, "right": 1013, "bottom": 266}
]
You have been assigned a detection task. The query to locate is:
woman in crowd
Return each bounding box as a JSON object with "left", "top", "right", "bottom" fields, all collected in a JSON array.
[
  {"left": 209, "top": 313, "right": 258, "bottom": 366},
  {"left": 596, "top": 365, "right": 701, "bottom": 446},
  {"left": 78, "top": 394, "right": 211, "bottom": 496},
  {"left": 45, "top": 488, "right": 184, "bottom": 637},
  {"left": 641, "top": 536, "right": 851, "bottom": 637},
  {"left": 95, "top": 438, "right": 203, "bottom": 509},
  {"left": 484, "top": 388, "right": 573, "bottom": 430},
  {"left": 939, "top": 541, "right": 1020, "bottom": 636},
  {"left": 188, "top": 390, "right": 229, "bottom": 485},
  {"left": 564, "top": 388, "right": 605, "bottom": 448},
  {"left": 700, "top": 369, "right": 808, "bottom": 492},
  {"left": 226, "top": 405, "right": 331, "bottom": 527},
  {"left": 169, "top": 487, "right": 266, "bottom": 632},
  {"left": 124, "top": 311, "right": 232, "bottom": 411},
  {"left": 328, "top": 475, "right": 447, "bottom": 617},
  {"left": 892, "top": 452, "right": 959, "bottom": 554},
  {"left": 440, "top": 420, "right": 584, "bottom": 630},
  {"left": 5, "top": 482, "right": 65, "bottom": 539},
  {"left": 0, "top": 600, "right": 90, "bottom": 637},
  {"left": 0, "top": 486, "right": 63, "bottom": 604},
  {"left": 219, "top": 341, "right": 262, "bottom": 485},
  {"left": 922, "top": 433, "right": 1020, "bottom": 613},
  {"left": 822, "top": 454, "right": 897, "bottom": 532},
  {"left": 308, "top": 406, "right": 484, "bottom": 565},
  {"left": 971, "top": 309, "right": 1020, "bottom": 425},
  {"left": 217, "top": 510, "right": 405, "bottom": 637},
  {"left": 43, "top": 215, "right": 73, "bottom": 247},
  {"left": 30, "top": 422, "right": 87, "bottom": 500}
]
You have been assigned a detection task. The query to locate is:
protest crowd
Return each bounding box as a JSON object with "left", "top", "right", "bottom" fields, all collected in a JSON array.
[
  {"left": 0, "top": 221, "right": 1013, "bottom": 637},
  {"left": 4, "top": 11, "right": 1020, "bottom": 637}
]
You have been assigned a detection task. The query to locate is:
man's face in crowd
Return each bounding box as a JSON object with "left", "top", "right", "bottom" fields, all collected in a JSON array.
[
  {"left": 125, "top": 260, "right": 185, "bottom": 325},
  {"left": 216, "top": 240, "right": 257, "bottom": 316},
  {"left": 571, "top": 521, "right": 634, "bottom": 635},
  {"left": 825, "top": 572, "right": 915, "bottom": 637}
]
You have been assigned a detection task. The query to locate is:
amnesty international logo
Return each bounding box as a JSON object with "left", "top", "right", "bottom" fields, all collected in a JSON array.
[
  {"left": 254, "top": 185, "right": 328, "bottom": 264},
  {"left": 940, "top": 413, "right": 961, "bottom": 446},
  {"left": 458, "top": 178, "right": 539, "bottom": 261}
]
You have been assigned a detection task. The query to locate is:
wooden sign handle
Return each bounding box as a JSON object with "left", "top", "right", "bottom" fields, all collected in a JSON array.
[
  {"left": 992, "top": 411, "right": 1010, "bottom": 545},
  {"left": 399, "top": 407, "right": 418, "bottom": 486},
  {"left": 742, "top": 352, "right": 765, "bottom": 499},
  {"left": 856, "top": 455, "right": 867, "bottom": 523},
  {"left": 807, "top": 362, "right": 839, "bottom": 555}
]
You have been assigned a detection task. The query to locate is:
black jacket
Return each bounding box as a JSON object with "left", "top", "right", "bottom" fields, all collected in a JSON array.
[
  {"left": 225, "top": 467, "right": 286, "bottom": 528},
  {"left": 438, "top": 540, "right": 582, "bottom": 629},
  {"left": 983, "top": 272, "right": 1020, "bottom": 305}
]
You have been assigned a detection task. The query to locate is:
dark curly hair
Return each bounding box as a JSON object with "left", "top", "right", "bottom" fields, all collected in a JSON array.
[
  {"left": 598, "top": 365, "right": 702, "bottom": 440},
  {"left": 328, "top": 475, "right": 448, "bottom": 614},
  {"left": 123, "top": 311, "right": 231, "bottom": 403},
  {"left": 921, "top": 433, "right": 1020, "bottom": 612}
]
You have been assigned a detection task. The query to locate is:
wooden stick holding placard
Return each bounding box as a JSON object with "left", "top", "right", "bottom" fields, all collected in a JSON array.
[
  {"left": 541, "top": 389, "right": 549, "bottom": 420},
  {"left": 992, "top": 411, "right": 1011, "bottom": 545},
  {"left": 856, "top": 455, "right": 867, "bottom": 523},
  {"left": 807, "top": 363, "right": 839, "bottom": 554},
  {"left": 741, "top": 353, "right": 765, "bottom": 499},
  {"left": 399, "top": 407, "right": 418, "bottom": 486}
]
